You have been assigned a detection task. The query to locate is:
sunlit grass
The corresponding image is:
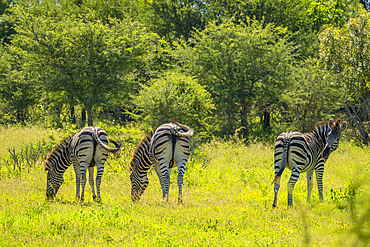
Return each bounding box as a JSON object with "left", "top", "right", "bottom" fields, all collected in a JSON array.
[{"left": 0, "top": 127, "right": 369, "bottom": 246}]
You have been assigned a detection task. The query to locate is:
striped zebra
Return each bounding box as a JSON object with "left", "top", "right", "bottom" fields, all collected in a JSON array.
[
  {"left": 129, "top": 120, "right": 193, "bottom": 203},
  {"left": 273, "top": 119, "right": 347, "bottom": 207},
  {"left": 43, "top": 127, "right": 120, "bottom": 202}
]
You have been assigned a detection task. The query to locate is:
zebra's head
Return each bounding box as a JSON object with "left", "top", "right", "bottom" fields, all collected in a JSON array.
[
  {"left": 43, "top": 136, "right": 71, "bottom": 200},
  {"left": 322, "top": 119, "right": 347, "bottom": 159},
  {"left": 45, "top": 168, "right": 64, "bottom": 199},
  {"left": 129, "top": 161, "right": 149, "bottom": 201}
]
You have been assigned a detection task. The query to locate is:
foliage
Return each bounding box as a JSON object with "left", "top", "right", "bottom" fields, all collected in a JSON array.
[
  {"left": 0, "top": 46, "right": 41, "bottom": 124},
  {"left": 132, "top": 71, "right": 215, "bottom": 135},
  {"left": 4, "top": 4, "right": 162, "bottom": 126},
  {"left": 319, "top": 10, "right": 370, "bottom": 143},
  {"left": 175, "top": 19, "right": 294, "bottom": 137},
  {"left": 278, "top": 58, "right": 344, "bottom": 133}
]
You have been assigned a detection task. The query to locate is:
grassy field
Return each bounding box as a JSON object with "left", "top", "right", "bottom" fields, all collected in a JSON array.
[{"left": 1, "top": 126, "right": 370, "bottom": 246}]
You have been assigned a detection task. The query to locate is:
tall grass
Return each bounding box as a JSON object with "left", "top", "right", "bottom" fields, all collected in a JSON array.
[{"left": 0, "top": 126, "right": 369, "bottom": 246}]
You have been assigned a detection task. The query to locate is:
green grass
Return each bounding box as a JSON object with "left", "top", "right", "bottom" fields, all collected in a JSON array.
[{"left": 1, "top": 127, "right": 370, "bottom": 246}]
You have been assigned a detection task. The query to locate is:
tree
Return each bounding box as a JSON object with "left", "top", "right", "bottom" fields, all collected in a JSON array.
[
  {"left": 174, "top": 20, "right": 294, "bottom": 137},
  {"left": 0, "top": 46, "right": 40, "bottom": 124},
  {"left": 132, "top": 71, "right": 215, "bottom": 134},
  {"left": 320, "top": 10, "right": 370, "bottom": 143},
  {"left": 278, "top": 58, "right": 343, "bottom": 133},
  {"left": 6, "top": 6, "right": 161, "bottom": 126}
]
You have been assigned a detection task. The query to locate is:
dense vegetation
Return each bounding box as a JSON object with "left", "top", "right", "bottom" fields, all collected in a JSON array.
[{"left": 0, "top": 0, "right": 368, "bottom": 142}]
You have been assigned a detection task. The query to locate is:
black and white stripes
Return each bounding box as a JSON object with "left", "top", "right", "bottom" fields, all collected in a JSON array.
[
  {"left": 129, "top": 120, "right": 193, "bottom": 202},
  {"left": 272, "top": 119, "right": 347, "bottom": 207},
  {"left": 43, "top": 127, "right": 120, "bottom": 202}
]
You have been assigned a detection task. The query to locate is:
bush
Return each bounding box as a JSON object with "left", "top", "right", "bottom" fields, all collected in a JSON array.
[{"left": 132, "top": 71, "right": 216, "bottom": 136}]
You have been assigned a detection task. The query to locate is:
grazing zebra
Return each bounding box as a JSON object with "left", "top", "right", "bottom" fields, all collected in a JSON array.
[
  {"left": 272, "top": 119, "right": 347, "bottom": 207},
  {"left": 43, "top": 127, "right": 120, "bottom": 202},
  {"left": 129, "top": 120, "right": 193, "bottom": 203}
]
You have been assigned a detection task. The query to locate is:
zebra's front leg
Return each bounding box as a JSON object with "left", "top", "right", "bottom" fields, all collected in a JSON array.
[
  {"left": 88, "top": 167, "right": 96, "bottom": 201},
  {"left": 287, "top": 167, "right": 301, "bottom": 207},
  {"left": 306, "top": 170, "right": 314, "bottom": 203},
  {"left": 315, "top": 167, "right": 325, "bottom": 202},
  {"left": 73, "top": 163, "right": 81, "bottom": 202},
  {"left": 95, "top": 163, "right": 104, "bottom": 203}
]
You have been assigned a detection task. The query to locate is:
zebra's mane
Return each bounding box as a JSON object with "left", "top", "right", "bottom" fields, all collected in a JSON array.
[
  {"left": 43, "top": 136, "right": 72, "bottom": 172},
  {"left": 129, "top": 130, "right": 154, "bottom": 171},
  {"left": 313, "top": 121, "right": 329, "bottom": 133}
]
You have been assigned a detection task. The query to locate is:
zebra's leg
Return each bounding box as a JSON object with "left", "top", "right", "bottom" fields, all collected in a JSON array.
[
  {"left": 315, "top": 167, "right": 325, "bottom": 202},
  {"left": 80, "top": 163, "right": 88, "bottom": 202},
  {"left": 273, "top": 175, "right": 281, "bottom": 208},
  {"left": 287, "top": 167, "right": 301, "bottom": 207},
  {"left": 153, "top": 163, "right": 170, "bottom": 201},
  {"left": 73, "top": 163, "right": 81, "bottom": 202},
  {"left": 95, "top": 163, "right": 104, "bottom": 202},
  {"left": 306, "top": 170, "right": 314, "bottom": 203},
  {"left": 88, "top": 167, "right": 96, "bottom": 201}
]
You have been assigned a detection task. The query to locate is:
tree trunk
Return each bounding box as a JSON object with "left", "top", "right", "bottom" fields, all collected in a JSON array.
[
  {"left": 70, "top": 105, "right": 76, "bottom": 124},
  {"left": 81, "top": 108, "right": 86, "bottom": 127},
  {"left": 87, "top": 108, "right": 93, "bottom": 126},
  {"left": 263, "top": 110, "right": 270, "bottom": 129},
  {"left": 240, "top": 105, "right": 248, "bottom": 139}
]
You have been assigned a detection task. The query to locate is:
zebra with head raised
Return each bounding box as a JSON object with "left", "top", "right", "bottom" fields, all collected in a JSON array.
[
  {"left": 272, "top": 119, "right": 347, "bottom": 208},
  {"left": 129, "top": 120, "right": 193, "bottom": 203},
  {"left": 43, "top": 127, "right": 120, "bottom": 202}
]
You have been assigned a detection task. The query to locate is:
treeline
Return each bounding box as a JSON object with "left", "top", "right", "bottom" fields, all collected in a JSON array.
[{"left": 0, "top": 0, "right": 368, "bottom": 141}]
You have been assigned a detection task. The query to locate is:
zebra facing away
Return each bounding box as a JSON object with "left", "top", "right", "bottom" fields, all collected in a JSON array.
[
  {"left": 272, "top": 119, "right": 347, "bottom": 208},
  {"left": 129, "top": 120, "right": 193, "bottom": 203},
  {"left": 43, "top": 127, "right": 120, "bottom": 202}
]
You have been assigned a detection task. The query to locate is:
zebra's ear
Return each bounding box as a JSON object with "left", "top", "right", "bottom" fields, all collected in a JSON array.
[
  {"left": 328, "top": 119, "right": 335, "bottom": 129},
  {"left": 340, "top": 121, "right": 348, "bottom": 133},
  {"left": 43, "top": 161, "right": 51, "bottom": 172},
  {"left": 129, "top": 161, "right": 135, "bottom": 172}
]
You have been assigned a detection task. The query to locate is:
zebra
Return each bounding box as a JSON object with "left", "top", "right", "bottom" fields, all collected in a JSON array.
[
  {"left": 43, "top": 127, "right": 120, "bottom": 202},
  {"left": 129, "top": 119, "right": 193, "bottom": 203},
  {"left": 272, "top": 119, "right": 347, "bottom": 208}
]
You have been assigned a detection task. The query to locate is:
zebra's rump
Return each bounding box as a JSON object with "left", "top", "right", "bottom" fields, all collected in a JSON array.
[{"left": 150, "top": 123, "right": 192, "bottom": 163}]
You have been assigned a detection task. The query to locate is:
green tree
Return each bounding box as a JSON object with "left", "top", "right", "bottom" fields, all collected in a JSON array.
[
  {"left": 174, "top": 20, "right": 294, "bottom": 137},
  {"left": 279, "top": 58, "right": 343, "bottom": 133},
  {"left": 0, "top": 46, "right": 40, "bottom": 124},
  {"left": 132, "top": 71, "right": 215, "bottom": 134},
  {"left": 320, "top": 10, "right": 370, "bottom": 143},
  {"left": 6, "top": 6, "right": 161, "bottom": 126}
]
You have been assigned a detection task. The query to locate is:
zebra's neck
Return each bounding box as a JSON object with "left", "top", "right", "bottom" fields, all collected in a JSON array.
[
  {"left": 305, "top": 123, "right": 330, "bottom": 156},
  {"left": 130, "top": 131, "right": 153, "bottom": 173},
  {"left": 47, "top": 140, "right": 72, "bottom": 176}
]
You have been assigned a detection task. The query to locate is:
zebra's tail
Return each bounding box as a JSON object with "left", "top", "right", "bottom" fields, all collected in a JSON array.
[
  {"left": 92, "top": 129, "right": 121, "bottom": 153},
  {"left": 273, "top": 138, "right": 290, "bottom": 184},
  {"left": 169, "top": 118, "right": 194, "bottom": 137}
]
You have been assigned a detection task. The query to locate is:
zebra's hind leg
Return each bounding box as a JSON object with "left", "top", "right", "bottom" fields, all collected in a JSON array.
[
  {"left": 306, "top": 170, "right": 314, "bottom": 203},
  {"left": 176, "top": 160, "right": 187, "bottom": 204},
  {"left": 153, "top": 163, "right": 170, "bottom": 202},
  {"left": 88, "top": 167, "right": 96, "bottom": 201},
  {"left": 95, "top": 163, "right": 104, "bottom": 203},
  {"left": 273, "top": 176, "right": 281, "bottom": 208},
  {"left": 73, "top": 163, "right": 81, "bottom": 202},
  {"left": 287, "top": 167, "right": 301, "bottom": 207},
  {"left": 80, "top": 164, "right": 88, "bottom": 203}
]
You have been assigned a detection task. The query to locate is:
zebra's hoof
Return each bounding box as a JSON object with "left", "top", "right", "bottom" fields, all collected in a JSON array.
[{"left": 272, "top": 203, "right": 277, "bottom": 208}]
